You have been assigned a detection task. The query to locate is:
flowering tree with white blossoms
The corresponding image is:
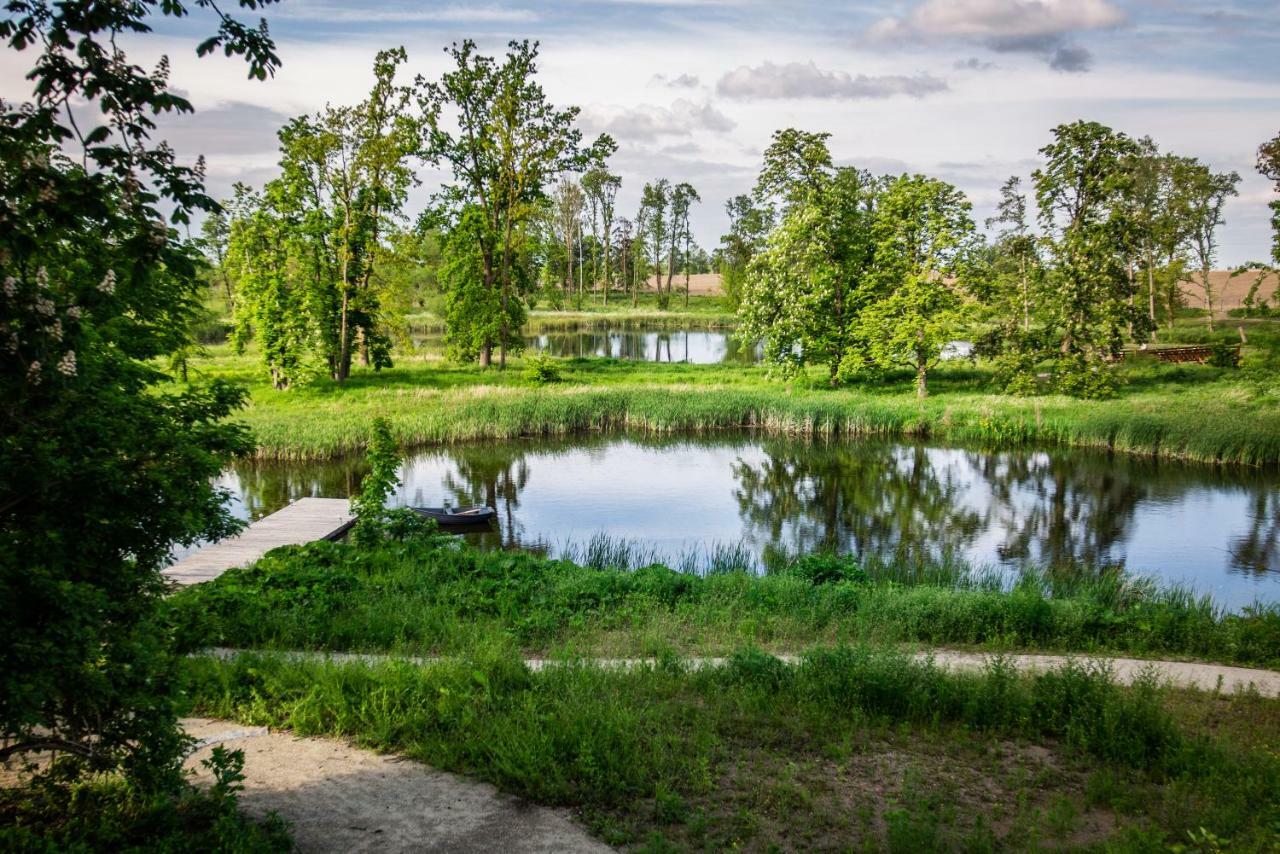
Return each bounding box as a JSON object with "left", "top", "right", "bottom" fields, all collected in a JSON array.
[{"left": 0, "top": 1, "right": 278, "bottom": 793}]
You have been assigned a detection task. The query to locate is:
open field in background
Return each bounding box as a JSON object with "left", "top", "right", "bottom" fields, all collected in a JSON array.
[{"left": 1179, "top": 269, "right": 1279, "bottom": 312}]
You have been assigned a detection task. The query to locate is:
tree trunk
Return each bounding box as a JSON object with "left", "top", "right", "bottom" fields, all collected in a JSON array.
[
  {"left": 916, "top": 361, "right": 928, "bottom": 399},
  {"left": 479, "top": 343, "right": 492, "bottom": 368},
  {"left": 1202, "top": 262, "right": 1216, "bottom": 332}
]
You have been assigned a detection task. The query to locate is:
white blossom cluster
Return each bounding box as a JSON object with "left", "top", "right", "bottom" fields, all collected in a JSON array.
[{"left": 0, "top": 265, "right": 90, "bottom": 382}]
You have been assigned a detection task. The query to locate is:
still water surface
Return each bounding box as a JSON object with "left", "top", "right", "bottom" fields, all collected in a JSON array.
[
  {"left": 419, "top": 329, "right": 758, "bottom": 364},
  {"left": 218, "top": 435, "right": 1280, "bottom": 608}
]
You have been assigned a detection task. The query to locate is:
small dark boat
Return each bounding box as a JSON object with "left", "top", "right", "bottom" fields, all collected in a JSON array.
[{"left": 412, "top": 505, "right": 496, "bottom": 527}]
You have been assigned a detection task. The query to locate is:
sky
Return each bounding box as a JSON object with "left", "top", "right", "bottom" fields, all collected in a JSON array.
[{"left": 3, "top": 0, "right": 1277, "bottom": 264}]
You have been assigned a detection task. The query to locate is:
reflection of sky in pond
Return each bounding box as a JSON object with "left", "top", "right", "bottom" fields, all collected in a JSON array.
[
  {"left": 418, "top": 330, "right": 759, "bottom": 364},
  {"left": 211, "top": 435, "right": 1280, "bottom": 610}
]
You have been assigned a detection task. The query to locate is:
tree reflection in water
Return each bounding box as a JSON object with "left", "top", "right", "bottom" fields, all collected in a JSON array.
[
  {"left": 731, "top": 441, "right": 984, "bottom": 568},
  {"left": 223, "top": 433, "right": 1280, "bottom": 602}
]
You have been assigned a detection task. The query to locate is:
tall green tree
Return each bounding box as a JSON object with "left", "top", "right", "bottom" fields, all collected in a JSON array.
[
  {"left": 717, "top": 194, "right": 772, "bottom": 308},
  {"left": 739, "top": 131, "right": 878, "bottom": 382},
  {"left": 639, "top": 179, "right": 671, "bottom": 307},
  {"left": 0, "top": 0, "right": 275, "bottom": 791},
  {"left": 581, "top": 159, "right": 621, "bottom": 305},
  {"left": 1258, "top": 131, "right": 1280, "bottom": 266},
  {"left": 225, "top": 183, "right": 314, "bottom": 389},
  {"left": 551, "top": 175, "right": 585, "bottom": 307},
  {"left": 669, "top": 182, "right": 701, "bottom": 308},
  {"left": 419, "top": 39, "right": 593, "bottom": 367},
  {"left": 1181, "top": 163, "right": 1240, "bottom": 332},
  {"left": 857, "top": 175, "right": 976, "bottom": 398},
  {"left": 1033, "top": 120, "right": 1148, "bottom": 397},
  {"left": 272, "top": 47, "right": 418, "bottom": 382}
]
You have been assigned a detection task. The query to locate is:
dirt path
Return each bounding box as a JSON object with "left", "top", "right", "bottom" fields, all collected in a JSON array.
[
  {"left": 182, "top": 718, "right": 610, "bottom": 854},
  {"left": 203, "top": 647, "right": 1280, "bottom": 698}
]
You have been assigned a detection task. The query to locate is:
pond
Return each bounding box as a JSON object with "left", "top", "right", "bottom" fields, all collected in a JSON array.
[
  {"left": 417, "top": 329, "right": 759, "bottom": 364},
  {"left": 217, "top": 434, "right": 1280, "bottom": 609}
]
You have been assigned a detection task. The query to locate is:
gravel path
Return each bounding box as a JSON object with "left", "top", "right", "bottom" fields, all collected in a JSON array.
[
  {"left": 183, "top": 719, "right": 610, "bottom": 854},
  {"left": 203, "top": 647, "right": 1280, "bottom": 697},
  {"left": 185, "top": 649, "right": 1280, "bottom": 851}
]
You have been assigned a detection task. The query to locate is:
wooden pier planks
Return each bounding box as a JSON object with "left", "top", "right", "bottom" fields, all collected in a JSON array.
[{"left": 162, "top": 497, "right": 354, "bottom": 586}]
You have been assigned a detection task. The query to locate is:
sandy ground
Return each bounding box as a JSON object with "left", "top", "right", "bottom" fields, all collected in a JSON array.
[{"left": 182, "top": 719, "right": 610, "bottom": 854}]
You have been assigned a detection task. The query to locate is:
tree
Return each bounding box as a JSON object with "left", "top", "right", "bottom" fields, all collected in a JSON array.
[
  {"left": 419, "top": 40, "right": 592, "bottom": 367},
  {"left": 738, "top": 133, "right": 878, "bottom": 382},
  {"left": 639, "top": 179, "right": 670, "bottom": 307},
  {"left": 718, "top": 194, "right": 772, "bottom": 308},
  {"left": 1033, "top": 120, "right": 1148, "bottom": 397},
  {"left": 225, "top": 183, "right": 313, "bottom": 389},
  {"left": 581, "top": 159, "right": 620, "bottom": 305},
  {"left": 272, "top": 48, "right": 418, "bottom": 382},
  {"left": 1258, "top": 131, "right": 1280, "bottom": 266},
  {"left": 1181, "top": 163, "right": 1240, "bottom": 332},
  {"left": 439, "top": 206, "right": 526, "bottom": 362},
  {"left": 198, "top": 210, "right": 234, "bottom": 310},
  {"left": 670, "top": 182, "right": 701, "bottom": 307},
  {"left": 754, "top": 128, "right": 833, "bottom": 212},
  {"left": 986, "top": 176, "right": 1040, "bottom": 332},
  {"left": 857, "top": 175, "right": 976, "bottom": 398},
  {"left": 551, "top": 176, "right": 584, "bottom": 307},
  {"left": 0, "top": 0, "right": 275, "bottom": 792}
]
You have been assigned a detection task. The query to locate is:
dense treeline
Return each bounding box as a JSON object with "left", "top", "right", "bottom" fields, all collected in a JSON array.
[
  {"left": 208, "top": 41, "right": 708, "bottom": 379},
  {"left": 207, "top": 41, "right": 1279, "bottom": 400},
  {"left": 732, "top": 124, "right": 1263, "bottom": 398}
]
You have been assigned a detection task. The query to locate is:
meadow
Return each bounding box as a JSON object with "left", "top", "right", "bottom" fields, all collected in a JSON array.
[
  {"left": 191, "top": 310, "right": 1280, "bottom": 466},
  {"left": 164, "top": 300, "right": 1280, "bottom": 850}
]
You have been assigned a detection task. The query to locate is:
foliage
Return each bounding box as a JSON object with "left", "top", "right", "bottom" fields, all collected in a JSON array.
[
  {"left": 522, "top": 352, "right": 562, "bottom": 385},
  {"left": 168, "top": 533, "right": 1280, "bottom": 666},
  {"left": 228, "top": 49, "right": 419, "bottom": 385},
  {"left": 1033, "top": 121, "right": 1152, "bottom": 397},
  {"left": 439, "top": 206, "right": 527, "bottom": 361},
  {"left": 1259, "top": 131, "right": 1280, "bottom": 266},
  {"left": 349, "top": 418, "right": 400, "bottom": 545},
  {"left": 420, "top": 39, "right": 595, "bottom": 367},
  {"left": 0, "top": 752, "right": 290, "bottom": 852},
  {"left": 186, "top": 645, "right": 1280, "bottom": 850},
  {"left": 738, "top": 136, "right": 877, "bottom": 382},
  {"left": 0, "top": 0, "right": 271, "bottom": 792},
  {"left": 856, "top": 174, "right": 976, "bottom": 397}
]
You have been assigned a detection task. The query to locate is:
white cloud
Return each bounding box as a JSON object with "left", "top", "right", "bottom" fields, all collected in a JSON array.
[
  {"left": 869, "top": 0, "right": 1124, "bottom": 42},
  {"left": 717, "top": 61, "right": 948, "bottom": 100},
  {"left": 583, "top": 99, "right": 736, "bottom": 141},
  {"left": 869, "top": 0, "right": 1125, "bottom": 72}
]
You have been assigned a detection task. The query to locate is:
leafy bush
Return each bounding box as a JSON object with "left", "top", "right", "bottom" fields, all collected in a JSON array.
[
  {"left": 0, "top": 750, "right": 290, "bottom": 852},
  {"left": 1207, "top": 341, "right": 1241, "bottom": 369},
  {"left": 522, "top": 353, "right": 563, "bottom": 385}
]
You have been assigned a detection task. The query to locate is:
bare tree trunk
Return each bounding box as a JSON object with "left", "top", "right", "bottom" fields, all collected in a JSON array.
[
  {"left": 1204, "top": 261, "right": 1216, "bottom": 332},
  {"left": 916, "top": 361, "right": 927, "bottom": 399},
  {"left": 480, "top": 343, "right": 491, "bottom": 368}
]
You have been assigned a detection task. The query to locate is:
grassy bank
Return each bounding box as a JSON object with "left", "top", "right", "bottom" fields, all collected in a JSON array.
[
  {"left": 184, "top": 645, "right": 1280, "bottom": 850},
  {"left": 190, "top": 341, "right": 1280, "bottom": 464},
  {"left": 168, "top": 536, "right": 1280, "bottom": 667}
]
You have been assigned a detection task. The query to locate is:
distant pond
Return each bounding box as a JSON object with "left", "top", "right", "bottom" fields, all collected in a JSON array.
[
  {"left": 418, "top": 329, "right": 759, "bottom": 364},
  {"left": 216, "top": 434, "right": 1280, "bottom": 609}
]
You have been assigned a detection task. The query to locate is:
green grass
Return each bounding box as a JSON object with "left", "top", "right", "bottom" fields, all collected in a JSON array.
[
  {"left": 183, "top": 644, "right": 1280, "bottom": 850},
  {"left": 189, "top": 336, "right": 1280, "bottom": 465},
  {"left": 167, "top": 536, "right": 1280, "bottom": 667}
]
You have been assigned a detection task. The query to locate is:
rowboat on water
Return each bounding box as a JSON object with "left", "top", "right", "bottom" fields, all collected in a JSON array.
[{"left": 412, "top": 505, "right": 496, "bottom": 526}]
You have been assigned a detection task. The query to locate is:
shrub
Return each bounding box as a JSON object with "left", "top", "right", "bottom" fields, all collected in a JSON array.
[{"left": 522, "top": 353, "right": 563, "bottom": 385}]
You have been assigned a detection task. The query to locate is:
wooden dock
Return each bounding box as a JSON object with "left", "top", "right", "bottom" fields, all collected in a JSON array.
[{"left": 163, "top": 498, "right": 355, "bottom": 587}]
